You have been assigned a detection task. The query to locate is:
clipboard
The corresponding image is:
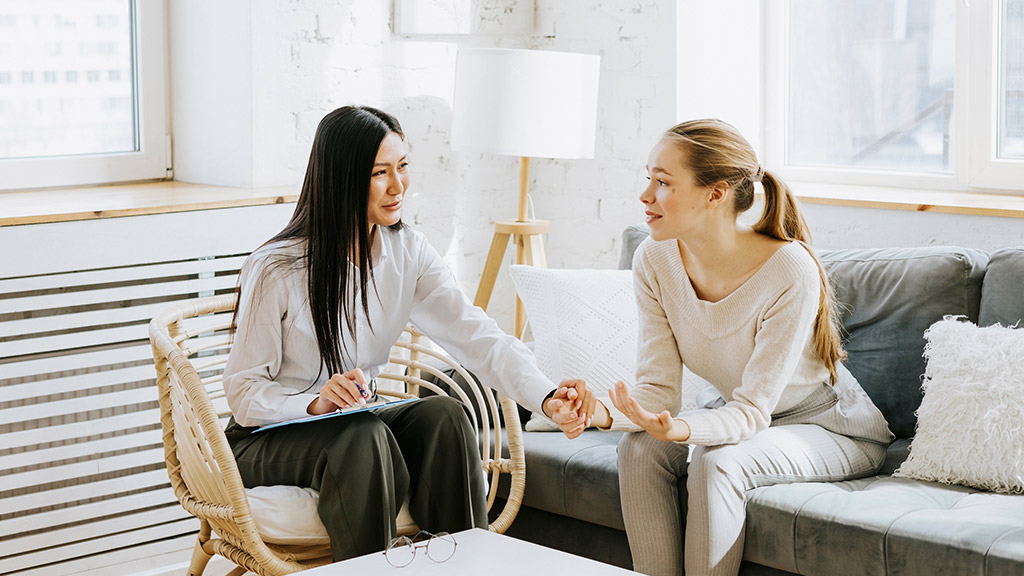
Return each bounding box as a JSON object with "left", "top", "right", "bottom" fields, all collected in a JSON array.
[{"left": 253, "top": 396, "right": 420, "bottom": 433}]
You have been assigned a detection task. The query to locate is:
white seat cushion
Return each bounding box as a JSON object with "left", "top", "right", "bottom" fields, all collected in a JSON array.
[{"left": 245, "top": 485, "right": 417, "bottom": 545}]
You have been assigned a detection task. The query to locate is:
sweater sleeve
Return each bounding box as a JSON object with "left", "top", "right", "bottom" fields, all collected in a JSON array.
[
  {"left": 682, "top": 269, "right": 820, "bottom": 445},
  {"left": 222, "top": 254, "right": 319, "bottom": 427},
  {"left": 604, "top": 246, "right": 684, "bottom": 432},
  {"left": 407, "top": 235, "right": 555, "bottom": 416}
]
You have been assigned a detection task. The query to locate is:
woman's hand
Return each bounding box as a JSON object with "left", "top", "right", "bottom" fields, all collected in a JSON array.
[
  {"left": 307, "top": 368, "right": 371, "bottom": 415},
  {"left": 608, "top": 381, "right": 690, "bottom": 442}
]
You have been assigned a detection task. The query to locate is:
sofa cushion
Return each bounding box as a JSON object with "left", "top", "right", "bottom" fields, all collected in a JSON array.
[
  {"left": 979, "top": 247, "right": 1024, "bottom": 328},
  {"left": 819, "top": 247, "right": 988, "bottom": 438},
  {"left": 619, "top": 224, "right": 651, "bottom": 270},
  {"left": 508, "top": 430, "right": 628, "bottom": 531},
  {"left": 744, "top": 476, "right": 1024, "bottom": 576}
]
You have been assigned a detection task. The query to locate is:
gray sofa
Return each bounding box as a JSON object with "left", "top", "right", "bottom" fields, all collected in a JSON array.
[{"left": 492, "top": 225, "right": 1024, "bottom": 576}]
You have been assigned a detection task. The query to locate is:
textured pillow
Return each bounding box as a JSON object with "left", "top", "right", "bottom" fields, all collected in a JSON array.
[
  {"left": 510, "top": 266, "right": 638, "bottom": 429},
  {"left": 894, "top": 317, "right": 1024, "bottom": 493}
]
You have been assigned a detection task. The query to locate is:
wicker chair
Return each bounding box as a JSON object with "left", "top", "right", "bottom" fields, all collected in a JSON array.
[{"left": 149, "top": 293, "right": 527, "bottom": 576}]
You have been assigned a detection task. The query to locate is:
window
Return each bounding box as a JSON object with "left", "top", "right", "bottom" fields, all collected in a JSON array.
[
  {"left": 999, "top": 0, "right": 1024, "bottom": 159},
  {"left": 766, "top": 0, "right": 1024, "bottom": 192},
  {"left": 0, "top": 0, "right": 167, "bottom": 190}
]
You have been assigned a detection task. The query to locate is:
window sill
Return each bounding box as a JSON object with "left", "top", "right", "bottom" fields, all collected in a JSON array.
[
  {"left": 0, "top": 181, "right": 299, "bottom": 227},
  {"left": 788, "top": 182, "right": 1024, "bottom": 219},
  {"left": 3, "top": 180, "right": 1022, "bottom": 228}
]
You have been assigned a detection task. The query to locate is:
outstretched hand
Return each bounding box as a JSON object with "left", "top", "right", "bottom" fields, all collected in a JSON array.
[{"left": 608, "top": 381, "right": 690, "bottom": 442}]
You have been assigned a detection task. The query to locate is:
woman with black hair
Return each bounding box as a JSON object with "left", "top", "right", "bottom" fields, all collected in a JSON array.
[{"left": 222, "top": 105, "right": 579, "bottom": 561}]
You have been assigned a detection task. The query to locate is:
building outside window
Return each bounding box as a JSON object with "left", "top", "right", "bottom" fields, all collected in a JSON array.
[
  {"left": 999, "top": 0, "right": 1024, "bottom": 159},
  {"left": 0, "top": 0, "right": 167, "bottom": 190}
]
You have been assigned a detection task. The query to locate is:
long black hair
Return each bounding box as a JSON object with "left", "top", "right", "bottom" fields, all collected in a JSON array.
[{"left": 235, "top": 105, "right": 405, "bottom": 378}]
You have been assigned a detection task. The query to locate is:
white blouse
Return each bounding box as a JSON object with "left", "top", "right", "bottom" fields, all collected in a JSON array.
[{"left": 223, "top": 225, "right": 554, "bottom": 427}]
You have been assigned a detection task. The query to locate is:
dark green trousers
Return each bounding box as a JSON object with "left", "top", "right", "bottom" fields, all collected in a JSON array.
[{"left": 225, "top": 395, "right": 488, "bottom": 561}]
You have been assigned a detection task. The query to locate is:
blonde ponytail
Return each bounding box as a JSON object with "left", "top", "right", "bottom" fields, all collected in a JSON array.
[{"left": 754, "top": 171, "right": 845, "bottom": 384}]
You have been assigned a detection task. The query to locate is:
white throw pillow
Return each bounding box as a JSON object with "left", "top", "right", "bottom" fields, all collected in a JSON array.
[
  {"left": 245, "top": 485, "right": 417, "bottom": 545},
  {"left": 510, "top": 266, "right": 638, "bottom": 429},
  {"left": 894, "top": 317, "right": 1024, "bottom": 494},
  {"left": 245, "top": 485, "right": 330, "bottom": 545}
]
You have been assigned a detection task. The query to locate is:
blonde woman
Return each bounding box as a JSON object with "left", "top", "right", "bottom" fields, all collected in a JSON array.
[{"left": 564, "top": 119, "right": 893, "bottom": 576}]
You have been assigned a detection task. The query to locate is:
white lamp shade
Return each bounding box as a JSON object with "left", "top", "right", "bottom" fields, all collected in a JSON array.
[{"left": 452, "top": 48, "right": 600, "bottom": 160}]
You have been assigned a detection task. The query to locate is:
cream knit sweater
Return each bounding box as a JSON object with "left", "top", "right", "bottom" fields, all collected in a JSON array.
[{"left": 605, "top": 238, "right": 831, "bottom": 446}]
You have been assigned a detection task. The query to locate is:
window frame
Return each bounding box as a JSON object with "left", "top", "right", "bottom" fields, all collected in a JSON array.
[
  {"left": 764, "top": 0, "right": 1024, "bottom": 194},
  {"left": 0, "top": 0, "right": 168, "bottom": 191}
]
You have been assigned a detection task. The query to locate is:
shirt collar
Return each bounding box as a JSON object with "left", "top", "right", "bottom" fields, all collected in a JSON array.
[
  {"left": 350, "top": 226, "right": 389, "bottom": 270},
  {"left": 371, "top": 227, "right": 389, "bottom": 268}
]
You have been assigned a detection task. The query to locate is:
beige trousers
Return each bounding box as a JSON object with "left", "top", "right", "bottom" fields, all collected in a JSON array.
[{"left": 618, "top": 375, "right": 892, "bottom": 576}]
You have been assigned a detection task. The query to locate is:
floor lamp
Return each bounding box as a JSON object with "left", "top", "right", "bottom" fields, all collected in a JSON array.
[{"left": 451, "top": 47, "right": 600, "bottom": 338}]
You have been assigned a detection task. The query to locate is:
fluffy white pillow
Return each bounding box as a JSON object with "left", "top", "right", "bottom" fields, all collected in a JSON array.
[
  {"left": 894, "top": 317, "right": 1024, "bottom": 494},
  {"left": 510, "top": 266, "right": 638, "bottom": 430}
]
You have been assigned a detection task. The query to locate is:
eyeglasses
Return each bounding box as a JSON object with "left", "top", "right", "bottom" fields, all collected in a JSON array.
[{"left": 383, "top": 530, "right": 457, "bottom": 568}]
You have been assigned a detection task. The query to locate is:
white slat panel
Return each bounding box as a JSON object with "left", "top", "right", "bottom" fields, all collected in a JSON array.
[
  {"left": 0, "top": 428, "right": 161, "bottom": 471},
  {"left": 0, "top": 297, "right": 234, "bottom": 339},
  {"left": 0, "top": 312, "right": 232, "bottom": 359},
  {"left": 0, "top": 396, "right": 229, "bottom": 451},
  {"left": 0, "top": 344, "right": 153, "bottom": 381},
  {"left": 0, "top": 203, "right": 294, "bottom": 576},
  {"left": 5, "top": 532, "right": 199, "bottom": 576},
  {"left": 0, "top": 503, "right": 190, "bottom": 558},
  {"left": 0, "top": 518, "right": 199, "bottom": 575},
  {"left": 0, "top": 364, "right": 155, "bottom": 403},
  {"left": 0, "top": 409, "right": 159, "bottom": 451},
  {"left": 1, "top": 448, "right": 166, "bottom": 493},
  {"left": 0, "top": 326, "right": 149, "bottom": 359},
  {"left": 0, "top": 255, "right": 247, "bottom": 294},
  {"left": 2, "top": 387, "right": 155, "bottom": 425},
  {"left": 0, "top": 203, "right": 292, "bottom": 278},
  {"left": 0, "top": 487, "right": 176, "bottom": 538},
  {"left": 0, "top": 274, "right": 238, "bottom": 315},
  {"left": 0, "top": 469, "right": 169, "bottom": 516}
]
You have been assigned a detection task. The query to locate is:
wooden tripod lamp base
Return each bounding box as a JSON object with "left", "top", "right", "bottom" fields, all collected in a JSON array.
[
  {"left": 473, "top": 219, "right": 550, "bottom": 338},
  {"left": 472, "top": 157, "right": 549, "bottom": 339}
]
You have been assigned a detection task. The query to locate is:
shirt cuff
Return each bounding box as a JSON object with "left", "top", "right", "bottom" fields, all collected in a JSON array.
[{"left": 279, "top": 392, "right": 321, "bottom": 423}]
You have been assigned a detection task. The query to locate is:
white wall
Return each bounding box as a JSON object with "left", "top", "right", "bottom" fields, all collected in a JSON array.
[
  {"left": 169, "top": 0, "right": 254, "bottom": 187},
  {"left": 169, "top": 0, "right": 1022, "bottom": 330},
  {"left": 804, "top": 204, "right": 1024, "bottom": 251},
  {"left": 169, "top": 0, "right": 676, "bottom": 331}
]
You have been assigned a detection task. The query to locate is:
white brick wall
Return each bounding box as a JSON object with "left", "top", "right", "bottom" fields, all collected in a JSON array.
[
  {"left": 170, "top": 0, "right": 1024, "bottom": 334},
  {"left": 172, "top": 0, "right": 675, "bottom": 331}
]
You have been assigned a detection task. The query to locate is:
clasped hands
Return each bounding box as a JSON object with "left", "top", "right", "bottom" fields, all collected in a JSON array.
[{"left": 542, "top": 380, "right": 691, "bottom": 443}]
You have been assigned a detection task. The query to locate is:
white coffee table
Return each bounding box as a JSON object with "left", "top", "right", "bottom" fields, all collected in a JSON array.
[{"left": 299, "top": 528, "right": 636, "bottom": 574}]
